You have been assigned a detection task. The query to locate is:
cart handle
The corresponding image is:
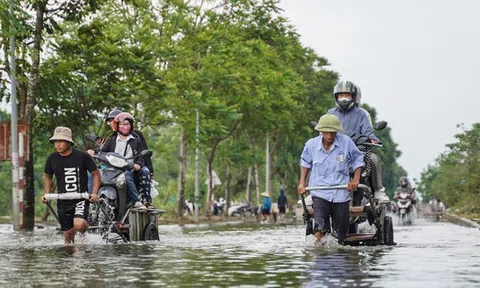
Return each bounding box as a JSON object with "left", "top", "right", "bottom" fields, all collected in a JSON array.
[
  {"left": 305, "top": 184, "right": 369, "bottom": 191},
  {"left": 44, "top": 192, "right": 90, "bottom": 201},
  {"left": 305, "top": 184, "right": 377, "bottom": 217}
]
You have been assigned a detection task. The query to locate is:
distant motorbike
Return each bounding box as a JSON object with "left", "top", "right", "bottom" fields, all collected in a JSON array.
[
  {"left": 228, "top": 201, "right": 258, "bottom": 217},
  {"left": 394, "top": 191, "right": 415, "bottom": 225},
  {"left": 425, "top": 198, "right": 445, "bottom": 221},
  {"left": 184, "top": 199, "right": 197, "bottom": 217},
  {"left": 213, "top": 198, "right": 226, "bottom": 216}
]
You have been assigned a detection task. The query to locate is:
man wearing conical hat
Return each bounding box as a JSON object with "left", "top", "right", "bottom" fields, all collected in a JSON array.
[
  {"left": 298, "top": 115, "right": 364, "bottom": 244},
  {"left": 260, "top": 191, "right": 271, "bottom": 223},
  {"left": 41, "top": 126, "right": 100, "bottom": 244}
]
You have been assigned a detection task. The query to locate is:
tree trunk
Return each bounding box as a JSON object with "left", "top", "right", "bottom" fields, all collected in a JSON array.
[
  {"left": 176, "top": 127, "right": 187, "bottom": 219},
  {"left": 254, "top": 163, "right": 260, "bottom": 206},
  {"left": 246, "top": 166, "right": 252, "bottom": 203},
  {"left": 204, "top": 122, "right": 239, "bottom": 212},
  {"left": 224, "top": 163, "right": 231, "bottom": 217},
  {"left": 206, "top": 159, "right": 213, "bottom": 212},
  {"left": 269, "top": 161, "right": 275, "bottom": 199},
  {"left": 265, "top": 135, "right": 270, "bottom": 197},
  {"left": 23, "top": 0, "right": 47, "bottom": 231}
]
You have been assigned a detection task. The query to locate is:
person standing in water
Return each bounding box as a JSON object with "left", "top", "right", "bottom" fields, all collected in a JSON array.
[
  {"left": 277, "top": 189, "right": 288, "bottom": 223},
  {"left": 41, "top": 126, "right": 100, "bottom": 244},
  {"left": 261, "top": 192, "right": 272, "bottom": 223}
]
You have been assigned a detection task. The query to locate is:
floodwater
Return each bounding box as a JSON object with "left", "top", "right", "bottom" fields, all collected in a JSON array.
[{"left": 0, "top": 216, "right": 479, "bottom": 287}]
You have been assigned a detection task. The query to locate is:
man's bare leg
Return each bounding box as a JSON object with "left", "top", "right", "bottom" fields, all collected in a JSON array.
[
  {"left": 74, "top": 218, "right": 88, "bottom": 233},
  {"left": 64, "top": 218, "right": 88, "bottom": 244},
  {"left": 64, "top": 228, "right": 75, "bottom": 244},
  {"left": 315, "top": 231, "right": 324, "bottom": 242}
]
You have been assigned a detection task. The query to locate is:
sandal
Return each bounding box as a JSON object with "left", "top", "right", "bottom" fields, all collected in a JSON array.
[{"left": 144, "top": 202, "right": 155, "bottom": 209}]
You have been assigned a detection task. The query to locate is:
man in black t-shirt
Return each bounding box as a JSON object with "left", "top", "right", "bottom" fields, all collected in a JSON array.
[{"left": 41, "top": 126, "right": 100, "bottom": 244}]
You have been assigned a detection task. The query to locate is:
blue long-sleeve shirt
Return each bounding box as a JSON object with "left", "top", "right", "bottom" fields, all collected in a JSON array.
[
  {"left": 327, "top": 106, "right": 379, "bottom": 141},
  {"left": 300, "top": 134, "right": 364, "bottom": 203}
]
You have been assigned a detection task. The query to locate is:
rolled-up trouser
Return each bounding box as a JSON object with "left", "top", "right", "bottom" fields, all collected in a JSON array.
[
  {"left": 137, "top": 166, "right": 152, "bottom": 203},
  {"left": 312, "top": 197, "right": 349, "bottom": 244},
  {"left": 370, "top": 152, "right": 384, "bottom": 193}
]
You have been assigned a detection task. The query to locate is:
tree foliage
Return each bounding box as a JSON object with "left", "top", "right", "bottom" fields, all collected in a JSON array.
[
  {"left": 417, "top": 124, "right": 480, "bottom": 213},
  {"left": 0, "top": 0, "right": 406, "bottom": 217}
]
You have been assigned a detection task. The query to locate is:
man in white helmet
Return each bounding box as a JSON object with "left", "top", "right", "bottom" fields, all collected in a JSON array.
[{"left": 327, "top": 80, "right": 390, "bottom": 203}]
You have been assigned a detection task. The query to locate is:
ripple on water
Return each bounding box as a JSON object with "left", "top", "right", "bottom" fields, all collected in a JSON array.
[{"left": 0, "top": 221, "right": 478, "bottom": 286}]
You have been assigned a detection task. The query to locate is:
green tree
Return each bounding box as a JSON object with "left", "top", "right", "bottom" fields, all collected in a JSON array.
[{"left": 418, "top": 124, "right": 480, "bottom": 213}]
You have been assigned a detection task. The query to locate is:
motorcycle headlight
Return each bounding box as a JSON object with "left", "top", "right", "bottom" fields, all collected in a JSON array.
[
  {"left": 116, "top": 173, "right": 126, "bottom": 186},
  {"left": 106, "top": 155, "right": 128, "bottom": 168}
]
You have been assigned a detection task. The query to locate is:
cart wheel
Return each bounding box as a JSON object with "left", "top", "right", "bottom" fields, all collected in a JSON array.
[
  {"left": 383, "top": 216, "right": 394, "bottom": 245},
  {"left": 143, "top": 223, "right": 160, "bottom": 241},
  {"left": 348, "top": 222, "right": 358, "bottom": 234}
]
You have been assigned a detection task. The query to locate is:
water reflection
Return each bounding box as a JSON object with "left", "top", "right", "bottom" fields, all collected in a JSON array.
[
  {"left": 0, "top": 220, "right": 478, "bottom": 287},
  {"left": 302, "top": 246, "right": 388, "bottom": 287}
]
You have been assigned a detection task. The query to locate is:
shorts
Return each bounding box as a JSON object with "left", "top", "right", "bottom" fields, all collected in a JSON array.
[
  {"left": 262, "top": 209, "right": 270, "bottom": 215},
  {"left": 58, "top": 200, "right": 90, "bottom": 231},
  {"left": 279, "top": 207, "right": 286, "bottom": 214},
  {"left": 312, "top": 197, "right": 349, "bottom": 244}
]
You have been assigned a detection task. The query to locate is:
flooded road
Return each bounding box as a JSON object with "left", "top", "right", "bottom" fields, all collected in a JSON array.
[{"left": 0, "top": 217, "right": 479, "bottom": 287}]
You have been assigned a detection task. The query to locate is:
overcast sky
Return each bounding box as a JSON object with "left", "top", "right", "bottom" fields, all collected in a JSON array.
[{"left": 279, "top": 0, "right": 479, "bottom": 181}]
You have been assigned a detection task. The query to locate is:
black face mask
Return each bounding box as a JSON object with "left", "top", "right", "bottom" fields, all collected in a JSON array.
[{"left": 337, "top": 99, "right": 354, "bottom": 111}]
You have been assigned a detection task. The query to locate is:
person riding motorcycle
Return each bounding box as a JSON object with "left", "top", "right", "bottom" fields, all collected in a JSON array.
[
  {"left": 88, "top": 112, "right": 148, "bottom": 209},
  {"left": 394, "top": 176, "right": 416, "bottom": 204},
  {"left": 104, "top": 109, "right": 154, "bottom": 178},
  {"left": 395, "top": 177, "right": 414, "bottom": 195},
  {"left": 327, "top": 80, "right": 390, "bottom": 203},
  {"left": 104, "top": 110, "right": 155, "bottom": 207}
]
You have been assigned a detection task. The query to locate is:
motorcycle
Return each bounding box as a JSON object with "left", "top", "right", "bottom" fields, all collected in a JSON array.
[
  {"left": 213, "top": 198, "right": 226, "bottom": 216},
  {"left": 86, "top": 134, "right": 164, "bottom": 242},
  {"left": 228, "top": 201, "right": 258, "bottom": 217},
  {"left": 424, "top": 198, "right": 445, "bottom": 221},
  {"left": 394, "top": 191, "right": 415, "bottom": 225},
  {"left": 184, "top": 199, "right": 196, "bottom": 217}
]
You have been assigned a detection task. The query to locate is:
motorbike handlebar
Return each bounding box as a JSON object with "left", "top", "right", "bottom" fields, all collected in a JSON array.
[{"left": 364, "top": 143, "right": 383, "bottom": 148}]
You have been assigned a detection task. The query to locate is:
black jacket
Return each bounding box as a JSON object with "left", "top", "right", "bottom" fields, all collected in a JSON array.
[
  {"left": 100, "top": 132, "right": 145, "bottom": 167},
  {"left": 131, "top": 130, "right": 154, "bottom": 175},
  {"left": 277, "top": 189, "right": 288, "bottom": 208}
]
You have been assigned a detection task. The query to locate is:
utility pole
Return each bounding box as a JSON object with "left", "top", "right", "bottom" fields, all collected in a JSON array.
[
  {"left": 194, "top": 110, "right": 200, "bottom": 219},
  {"left": 265, "top": 135, "right": 270, "bottom": 197},
  {"left": 9, "top": 0, "right": 21, "bottom": 230}
]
